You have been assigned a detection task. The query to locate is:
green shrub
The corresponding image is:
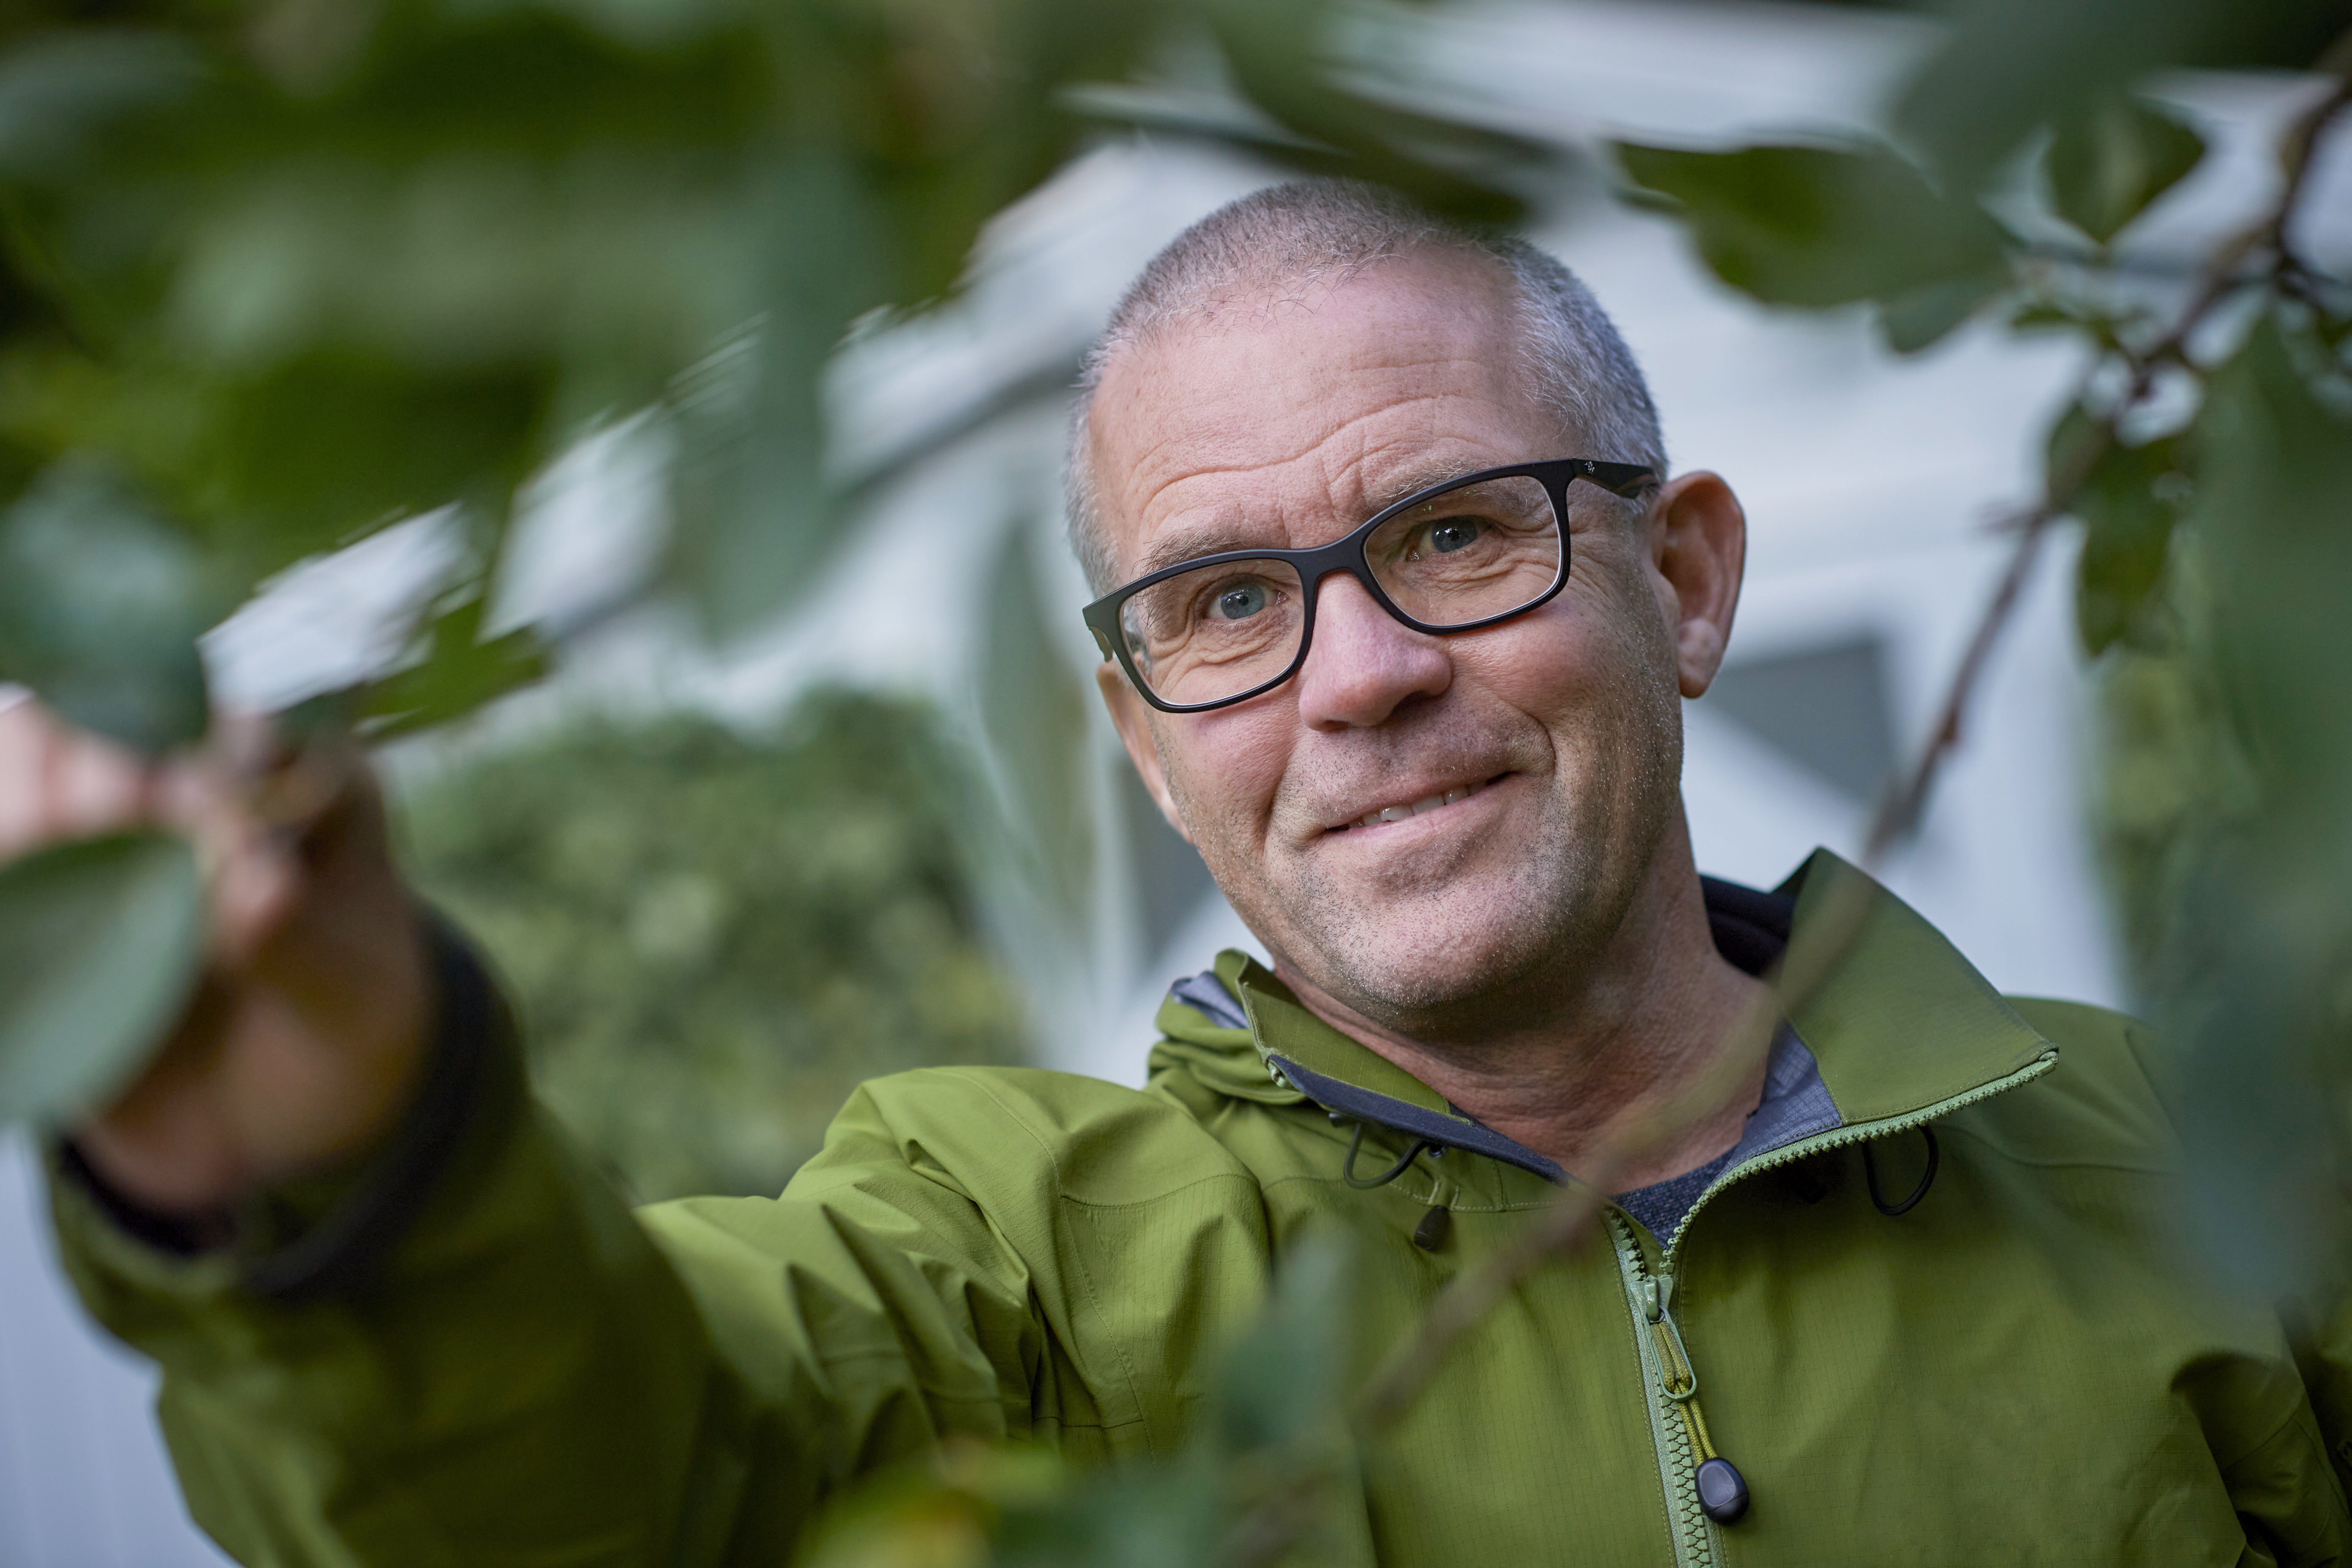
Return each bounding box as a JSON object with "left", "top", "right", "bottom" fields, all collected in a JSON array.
[{"left": 398, "top": 689, "right": 1029, "bottom": 1202}]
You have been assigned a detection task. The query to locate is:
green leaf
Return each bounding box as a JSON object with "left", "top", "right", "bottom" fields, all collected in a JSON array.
[
  {"left": 662, "top": 152, "right": 889, "bottom": 642},
  {"left": 0, "top": 464, "right": 212, "bottom": 752},
  {"left": 977, "top": 524, "right": 1093, "bottom": 933},
  {"left": 1200, "top": 0, "right": 1541, "bottom": 227},
  {"left": 1208, "top": 1231, "right": 1351, "bottom": 1459},
  {"left": 1613, "top": 141, "right": 2006, "bottom": 310},
  {"left": 2066, "top": 429, "right": 2184, "bottom": 656},
  {"left": 1877, "top": 273, "right": 2005, "bottom": 355},
  {"left": 197, "top": 354, "right": 551, "bottom": 577},
  {"left": 0, "top": 31, "right": 200, "bottom": 181},
  {"left": 1892, "top": 0, "right": 2278, "bottom": 192},
  {"left": 0, "top": 831, "right": 204, "bottom": 1126},
  {"left": 362, "top": 592, "right": 550, "bottom": 737},
  {"left": 2193, "top": 314, "right": 2352, "bottom": 804},
  {"left": 2165, "top": 314, "right": 2352, "bottom": 1296},
  {"left": 2047, "top": 95, "right": 2206, "bottom": 243},
  {"left": 1892, "top": 0, "right": 2334, "bottom": 192}
]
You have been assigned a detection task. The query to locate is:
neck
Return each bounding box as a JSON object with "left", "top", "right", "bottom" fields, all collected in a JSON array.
[{"left": 1273, "top": 821, "right": 1775, "bottom": 1191}]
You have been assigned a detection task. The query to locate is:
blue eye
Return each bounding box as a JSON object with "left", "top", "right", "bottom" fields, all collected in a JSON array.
[
  {"left": 1212, "top": 580, "right": 1270, "bottom": 620},
  {"left": 1427, "top": 519, "right": 1482, "bottom": 554}
]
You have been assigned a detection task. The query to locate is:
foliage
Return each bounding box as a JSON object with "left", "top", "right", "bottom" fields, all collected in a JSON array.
[
  {"left": 1, "top": 0, "right": 2348, "bottom": 1559},
  {"left": 397, "top": 689, "right": 1027, "bottom": 1202},
  {"left": 795, "top": 1237, "right": 1358, "bottom": 1568},
  {"left": 0, "top": 0, "right": 1533, "bottom": 1127},
  {"left": 0, "top": 830, "right": 203, "bottom": 1123},
  {"left": 1617, "top": 1, "right": 2352, "bottom": 1298}
]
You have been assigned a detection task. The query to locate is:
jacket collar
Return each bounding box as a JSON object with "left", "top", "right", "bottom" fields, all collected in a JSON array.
[{"left": 1146, "top": 849, "right": 2057, "bottom": 1182}]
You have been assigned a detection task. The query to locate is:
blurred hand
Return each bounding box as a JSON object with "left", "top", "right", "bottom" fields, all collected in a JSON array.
[{"left": 0, "top": 689, "right": 430, "bottom": 1215}]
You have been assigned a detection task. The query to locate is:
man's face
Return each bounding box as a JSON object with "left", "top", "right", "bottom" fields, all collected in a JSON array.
[{"left": 1087, "top": 251, "right": 1689, "bottom": 1033}]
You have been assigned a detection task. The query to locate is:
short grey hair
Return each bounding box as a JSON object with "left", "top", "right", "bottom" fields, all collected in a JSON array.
[{"left": 1064, "top": 179, "right": 1667, "bottom": 594}]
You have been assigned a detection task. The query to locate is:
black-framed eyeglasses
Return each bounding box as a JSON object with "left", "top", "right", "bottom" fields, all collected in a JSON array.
[{"left": 1082, "top": 457, "right": 1656, "bottom": 714}]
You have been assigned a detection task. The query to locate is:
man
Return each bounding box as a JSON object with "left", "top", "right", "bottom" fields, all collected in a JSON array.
[{"left": 14, "top": 180, "right": 2348, "bottom": 1565}]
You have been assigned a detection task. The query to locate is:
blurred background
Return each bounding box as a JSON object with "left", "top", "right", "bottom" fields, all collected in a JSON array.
[{"left": 2, "top": 0, "right": 2347, "bottom": 1559}]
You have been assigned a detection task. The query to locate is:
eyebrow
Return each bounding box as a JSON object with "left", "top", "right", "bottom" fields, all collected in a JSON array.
[
  {"left": 1126, "top": 457, "right": 1500, "bottom": 581},
  {"left": 1364, "top": 456, "right": 1487, "bottom": 513}
]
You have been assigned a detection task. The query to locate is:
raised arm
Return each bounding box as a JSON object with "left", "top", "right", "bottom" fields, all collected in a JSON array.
[
  {"left": 0, "top": 693, "right": 430, "bottom": 1216},
  {"left": 9, "top": 695, "right": 1056, "bottom": 1565}
]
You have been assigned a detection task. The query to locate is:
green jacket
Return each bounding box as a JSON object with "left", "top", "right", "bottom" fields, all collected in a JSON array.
[{"left": 51, "top": 852, "right": 2352, "bottom": 1565}]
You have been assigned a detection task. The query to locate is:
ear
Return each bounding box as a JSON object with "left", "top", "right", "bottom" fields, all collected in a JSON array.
[
  {"left": 1096, "top": 662, "right": 1195, "bottom": 844},
  {"left": 1644, "top": 471, "right": 1747, "bottom": 699}
]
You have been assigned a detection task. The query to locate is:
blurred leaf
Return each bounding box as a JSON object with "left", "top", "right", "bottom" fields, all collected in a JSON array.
[
  {"left": 0, "top": 830, "right": 204, "bottom": 1126},
  {"left": 196, "top": 354, "right": 551, "bottom": 574},
  {"left": 0, "top": 30, "right": 201, "bottom": 180},
  {"left": 0, "top": 463, "right": 212, "bottom": 751},
  {"left": 1614, "top": 141, "right": 2005, "bottom": 309},
  {"left": 993, "top": 1465, "right": 1225, "bottom": 1568},
  {"left": 2160, "top": 313, "right": 2352, "bottom": 1297},
  {"left": 1878, "top": 272, "right": 2004, "bottom": 354},
  {"left": 363, "top": 591, "right": 549, "bottom": 738},
  {"left": 799, "top": 1231, "right": 1361, "bottom": 1568},
  {"left": 1892, "top": 0, "right": 2312, "bottom": 192},
  {"left": 1184, "top": 0, "right": 1541, "bottom": 225},
  {"left": 663, "top": 151, "right": 888, "bottom": 641},
  {"left": 1210, "top": 1233, "right": 1350, "bottom": 1459},
  {"left": 2047, "top": 95, "right": 2206, "bottom": 244},
  {"left": 1059, "top": 78, "right": 1329, "bottom": 157},
  {"left": 799, "top": 1444, "right": 1036, "bottom": 1568},
  {"left": 2194, "top": 314, "right": 2352, "bottom": 811},
  {"left": 0, "top": 0, "right": 1574, "bottom": 726},
  {"left": 2006, "top": 298, "right": 2134, "bottom": 351},
  {"left": 2061, "top": 420, "right": 2185, "bottom": 656},
  {"left": 978, "top": 525, "right": 1093, "bottom": 932}
]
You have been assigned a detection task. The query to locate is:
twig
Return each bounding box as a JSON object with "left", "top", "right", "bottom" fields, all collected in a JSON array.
[
  {"left": 1334, "top": 20, "right": 2352, "bottom": 1482},
  {"left": 1352, "top": 1182, "right": 1612, "bottom": 1431},
  {"left": 1214, "top": 42, "right": 2352, "bottom": 1568},
  {"left": 1868, "top": 51, "right": 2352, "bottom": 864}
]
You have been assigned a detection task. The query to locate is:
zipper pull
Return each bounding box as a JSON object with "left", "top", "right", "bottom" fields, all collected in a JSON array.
[
  {"left": 1645, "top": 1276, "right": 1751, "bottom": 1525},
  {"left": 1696, "top": 1455, "right": 1749, "bottom": 1525},
  {"left": 1413, "top": 1173, "right": 1457, "bottom": 1252}
]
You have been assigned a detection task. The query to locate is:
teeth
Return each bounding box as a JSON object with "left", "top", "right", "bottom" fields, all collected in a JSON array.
[{"left": 1350, "top": 780, "right": 1484, "bottom": 830}]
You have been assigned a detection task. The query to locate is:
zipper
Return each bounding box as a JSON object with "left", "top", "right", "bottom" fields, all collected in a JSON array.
[
  {"left": 1609, "top": 1209, "right": 1717, "bottom": 1568},
  {"left": 1661, "top": 1048, "right": 2056, "bottom": 1266},
  {"left": 1611, "top": 1047, "right": 2058, "bottom": 1564}
]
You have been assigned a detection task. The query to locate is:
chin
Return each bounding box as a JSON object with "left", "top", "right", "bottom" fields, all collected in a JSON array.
[{"left": 1299, "top": 873, "right": 1579, "bottom": 1019}]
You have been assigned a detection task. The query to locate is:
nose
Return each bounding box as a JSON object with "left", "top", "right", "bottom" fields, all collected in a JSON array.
[{"left": 1293, "top": 572, "right": 1453, "bottom": 730}]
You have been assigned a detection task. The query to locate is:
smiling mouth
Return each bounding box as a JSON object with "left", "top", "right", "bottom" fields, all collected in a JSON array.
[{"left": 1330, "top": 774, "right": 1507, "bottom": 833}]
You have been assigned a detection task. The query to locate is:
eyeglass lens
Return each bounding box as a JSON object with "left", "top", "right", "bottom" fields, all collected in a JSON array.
[{"left": 1115, "top": 473, "right": 1561, "bottom": 709}]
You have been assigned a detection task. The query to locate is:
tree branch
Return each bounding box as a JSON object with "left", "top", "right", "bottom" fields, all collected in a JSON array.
[{"left": 1219, "top": 38, "right": 2352, "bottom": 1568}]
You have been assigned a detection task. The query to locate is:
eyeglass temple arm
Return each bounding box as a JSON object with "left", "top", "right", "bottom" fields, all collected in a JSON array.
[{"left": 1576, "top": 460, "right": 1657, "bottom": 499}]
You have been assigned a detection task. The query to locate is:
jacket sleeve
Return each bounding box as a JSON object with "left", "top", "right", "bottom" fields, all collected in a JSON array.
[
  {"left": 46, "top": 931, "right": 1046, "bottom": 1568},
  {"left": 2285, "top": 1233, "right": 2352, "bottom": 1519}
]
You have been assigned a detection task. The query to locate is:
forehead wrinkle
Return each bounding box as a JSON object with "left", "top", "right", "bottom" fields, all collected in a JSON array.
[
  {"left": 1119, "top": 386, "right": 1499, "bottom": 525},
  {"left": 1121, "top": 440, "right": 1528, "bottom": 585},
  {"left": 1095, "top": 305, "right": 1550, "bottom": 581},
  {"left": 1131, "top": 519, "right": 1290, "bottom": 580}
]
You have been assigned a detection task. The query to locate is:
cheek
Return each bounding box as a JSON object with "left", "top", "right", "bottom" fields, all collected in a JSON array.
[
  {"left": 1452, "top": 569, "right": 1678, "bottom": 757},
  {"left": 1449, "top": 589, "right": 1612, "bottom": 716},
  {"left": 1152, "top": 706, "right": 1293, "bottom": 839}
]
